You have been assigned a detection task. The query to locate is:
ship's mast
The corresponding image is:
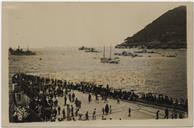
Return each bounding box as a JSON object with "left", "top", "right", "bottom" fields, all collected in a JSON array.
[
  {"left": 103, "top": 45, "right": 105, "bottom": 58},
  {"left": 110, "top": 45, "right": 112, "bottom": 59},
  {"left": 27, "top": 45, "right": 29, "bottom": 51}
]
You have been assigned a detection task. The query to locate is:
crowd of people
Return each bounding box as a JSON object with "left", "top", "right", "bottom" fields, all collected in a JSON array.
[{"left": 11, "top": 73, "right": 187, "bottom": 122}]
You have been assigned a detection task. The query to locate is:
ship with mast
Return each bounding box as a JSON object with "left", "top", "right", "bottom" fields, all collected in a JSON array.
[
  {"left": 9, "top": 45, "right": 36, "bottom": 56},
  {"left": 100, "top": 46, "right": 120, "bottom": 64}
]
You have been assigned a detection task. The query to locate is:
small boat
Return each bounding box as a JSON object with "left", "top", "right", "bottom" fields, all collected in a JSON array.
[
  {"left": 108, "top": 59, "right": 120, "bottom": 64},
  {"left": 114, "top": 51, "right": 142, "bottom": 58},
  {"left": 84, "top": 48, "right": 99, "bottom": 53},
  {"left": 78, "top": 46, "right": 88, "bottom": 50},
  {"left": 79, "top": 46, "right": 99, "bottom": 53},
  {"left": 100, "top": 57, "right": 110, "bottom": 63},
  {"left": 100, "top": 46, "right": 120, "bottom": 64}
]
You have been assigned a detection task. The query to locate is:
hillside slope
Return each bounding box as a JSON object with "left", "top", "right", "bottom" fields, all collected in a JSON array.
[{"left": 116, "top": 6, "right": 186, "bottom": 49}]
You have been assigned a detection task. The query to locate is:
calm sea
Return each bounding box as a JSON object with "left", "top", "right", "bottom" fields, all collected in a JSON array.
[{"left": 9, "top": 47, "right": 187, "bottom": 99}]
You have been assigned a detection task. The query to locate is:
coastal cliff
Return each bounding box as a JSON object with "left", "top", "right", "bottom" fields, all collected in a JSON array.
[{"left": 116, "top": 6, "right": 186, "bottom": 49}]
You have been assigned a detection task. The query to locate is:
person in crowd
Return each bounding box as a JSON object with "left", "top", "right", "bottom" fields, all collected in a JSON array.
[
  {"left": 88, "top": 93, "right": 92, "bottom": 103},
  {"left": 67, "top": 104, "right": 70, "bottom": 119},
  {"left": 72, "top": 92, "right": 75, "bottom": 102},
  {"left": 92, "top": 108, "right": 96, "bottom": 120},
  {"left": 53, "top": 107, "right": 57, "bottom": 117},
  {"left": 109, "top": 105, "right": 112, "bottom": 114},
  {"left": 171, "top": 113, "right": 174, "bottom": 119},
  {"left": 85, "top": 111, "right": 89, "bottom": 120},
  {"left": 78, "top": 114, "right": 82, "bottom": 120},
  {"left": 128, "top": 107, "right": 131, "bottom": 117},
  {"left": 68, "top": 93, "right": 72, "bottom": 102},
  {"left": 13, "top": 111, "right": 18, "bottom": 122},
  {"left": 164, "top": 108, "right": 169, "bottom": 119},
  {"left": 179, "top": 112, "right": 183, "bottom": 119},
  {"left": 62, "top": 108, "right": 66, "bottom": 119},
  {"left": 173, "top": 108, "right": 178, "bottom": 119},
  {"left": 102, "top": 107, "right": 105, "bottom": 115},
  {"left": 105, "top": 104, "right": 109, "bottom": 115},
  {"left": 72, "top": 117, "right": 76, "bottom": 121},
  {"left": 102, "top": 116, "right": 106, "bottom": 120},
  {"left": 71, "top": 105, "right": 74, "bottom": 117},
  {"left": 58, "top": 106, "right": 61, "bottom": 115},
  {"left": 104, "top": 96, "right": 108, "bottom": 103},
  {"left": 64, "top": 95, "right": 67, "bottom": 106},
  {"left": 156, "top": 110, "right": 159, "bottom": 119},
  {"left": 95, "top": 93, "right": 99, "bottom": 101},
  {"left": 117, "top": 99, "right": 120, "bottom": 104},
  {"left": 75, "top": 108, "right": 79, "bottom": 117}
]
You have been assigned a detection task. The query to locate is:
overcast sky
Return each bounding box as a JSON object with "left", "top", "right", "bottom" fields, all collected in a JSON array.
[{"left": 3, "top": 2, "right": 186, "bottom": 48}]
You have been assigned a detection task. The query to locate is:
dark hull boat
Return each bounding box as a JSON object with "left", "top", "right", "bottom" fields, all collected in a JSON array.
[{"left": 9, "top": 46, "right": 36, "bottom": 56}]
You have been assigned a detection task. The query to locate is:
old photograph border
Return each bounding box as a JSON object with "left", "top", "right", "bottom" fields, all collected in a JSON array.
[{"left": 1, "top": 1, "right": 193, "bottom": 127}]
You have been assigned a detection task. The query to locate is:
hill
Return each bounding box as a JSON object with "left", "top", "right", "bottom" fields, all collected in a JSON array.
[{"left": 116, "top": 6, "right": 186, "bottom": 49}]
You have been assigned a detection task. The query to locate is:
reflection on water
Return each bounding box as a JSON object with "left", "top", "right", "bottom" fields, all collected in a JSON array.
[{"left": 9, "top": 47, "right": 187, "bottom": 99}]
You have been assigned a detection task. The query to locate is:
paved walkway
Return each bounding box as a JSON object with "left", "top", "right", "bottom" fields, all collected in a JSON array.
[{"left": 54, "top": 91, "right": 184, "bottom": 121}]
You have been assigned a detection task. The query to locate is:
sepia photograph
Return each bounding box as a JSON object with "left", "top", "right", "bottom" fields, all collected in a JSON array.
[{"left": 1, "top": 1, "right": 193, "bottom": 127}]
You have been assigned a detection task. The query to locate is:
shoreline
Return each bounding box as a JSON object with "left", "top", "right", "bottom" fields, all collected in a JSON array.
[{"left": 9, "top": 73, "right": 188, "bottom": 122}]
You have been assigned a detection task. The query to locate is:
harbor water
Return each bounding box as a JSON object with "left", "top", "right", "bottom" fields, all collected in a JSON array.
[{"left": 9, "top": 47, "right": 187, "bottom": 99}]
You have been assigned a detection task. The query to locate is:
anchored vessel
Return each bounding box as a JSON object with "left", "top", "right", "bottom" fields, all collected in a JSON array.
[
  {"left": 100, "top": 46, "right": 120, "bottom": 64},
  {"left": 79, "top": 46, "right": 99, "bottom": 52},
  {"left": 84, "top": 48, "right": 99, "bottom": 53},
  {"left": 9, "top": 46, "right": 36, "bottom": 56}
]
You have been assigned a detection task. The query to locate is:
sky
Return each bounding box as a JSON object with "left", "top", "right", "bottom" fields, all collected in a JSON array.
[{"left": 3, "top": 2, "right": 187, "bottom": 48}]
